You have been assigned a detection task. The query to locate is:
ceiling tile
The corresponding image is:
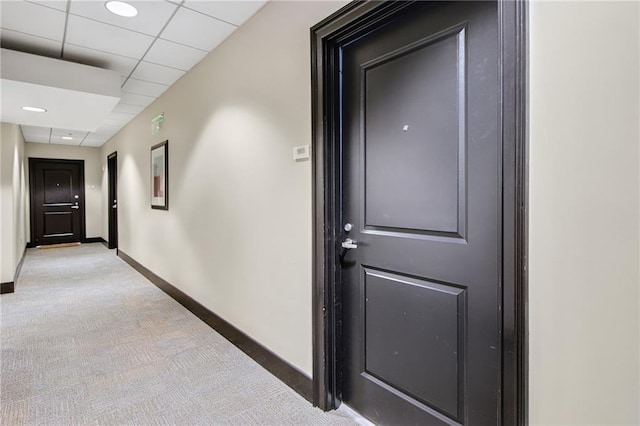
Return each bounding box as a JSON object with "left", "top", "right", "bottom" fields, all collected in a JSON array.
[
  {"left": 0, "top": 1, "right": 66, "bottom": 41},
  {"left": 93, "top": 124, "right": 121, "bottom": 136},
  {"left": 113, "top": 102, "right": 145, "bottom": 115},
  {"left": 65, "top": 14, "right": 155, "bottom": 59},
  {"left": 81, "top": 135, "right": 109, "bottom": 147},
  {"left": 160, "top": 7, "right": 235, "bottom": 52},
  {"left": 120, "top": 92, "right": 156, "bottom": 108},
  {"left": 130, "top": 61, "right": 185, "bottom": 86},
  {"left": 103, "top": 118, "right": 134, "bottom": 128},
  {"left": 55, "top": 139, "right": 83, "bottom": 146},
  {"left": 21, "top": 125, "right": 50, "bottom": 143},
  {"left": 183, "top": 1, "right": 266, "bottom": 26},
  {"left": 50, "top": 128, "right": 88, "bottom": 145},
  {"left": 69, "top": 0, "right": 179, "bottom": 36},
  {"left": 122, "top": 78, "right": 168, "bottom": 97},
  {"left": 143, "top": 38, "right": 207, "bottom": 71},
  {"left": 25, "top": 1, "right": 68, "bottom": 12},
  {"left": 0, "top": 29, "right": 62, "bottom": 58},
  {"left": 63, "top": 44, "right": 139, "bottom": 77},
  {"left": 106, "top": 111, "right": 136, "bottom": 124}
]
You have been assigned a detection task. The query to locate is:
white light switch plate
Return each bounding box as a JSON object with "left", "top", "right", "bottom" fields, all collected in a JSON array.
[{"left": 293, "top": 145, "right": 310, "bottom": 161}]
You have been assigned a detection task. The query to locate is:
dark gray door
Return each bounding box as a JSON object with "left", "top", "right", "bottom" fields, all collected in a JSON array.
[
  {"left": 107, "top": 152, "right": 118, "bottom": 249},
  {"left": 341, "top": 2, "right": 500, "bottom": 424},
  {"left": 29, "top": 158, "right": 85, "bottom": 246}
]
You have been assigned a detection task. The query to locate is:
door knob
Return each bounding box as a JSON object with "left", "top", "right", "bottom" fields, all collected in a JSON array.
[{"left": 341, "top": 238, "right": 358, "bottom": 249}]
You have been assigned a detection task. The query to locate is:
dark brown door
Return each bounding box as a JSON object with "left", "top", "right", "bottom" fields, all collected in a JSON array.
[
  {"left": 340, "top": 2, "right": 500, "bottom": 424},
  {"left": 29, "top": 158, "right": 85, "bottom": 246},
  {"left": 107, "top": 152, "right": 118, "bottom": 249}
]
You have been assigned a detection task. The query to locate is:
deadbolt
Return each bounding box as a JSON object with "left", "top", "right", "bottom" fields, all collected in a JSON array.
[{"left": 344, "top": 223, "right": 353, "bottom": 232}]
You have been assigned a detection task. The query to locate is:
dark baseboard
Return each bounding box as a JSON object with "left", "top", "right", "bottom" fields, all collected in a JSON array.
[
  {"left": 1, "top": 246, "right": 27, "bottom": 294},
  {"left": 26, "top": 242, "right": 37, "bottom": 248},
  {"left": 0, "top": 281, "right": 14, "bottom": 294},
  {"left": 84, "top": 237, "right": 107, "bottom": 244},
  {"left": 117, "top": 250, "right": 313, "bottom": 402}
]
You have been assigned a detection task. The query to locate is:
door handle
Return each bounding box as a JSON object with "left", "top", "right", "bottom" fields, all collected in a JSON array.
[
  {"left": 112, "top": 205, "right": 117, "bottom": 208},
  {"left": 341, "top": 238, "right": 358, "bottom": 249},
  {"left": 71, "top": 206, "right": 79, "bottom": 209}
]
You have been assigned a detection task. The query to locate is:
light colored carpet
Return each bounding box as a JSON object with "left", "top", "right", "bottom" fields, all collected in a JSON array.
[{"left": 0, "top": 244, "right": 357, "bottom": 425}]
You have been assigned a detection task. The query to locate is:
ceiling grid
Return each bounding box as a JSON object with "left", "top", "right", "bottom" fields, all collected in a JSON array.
[{"left": 0, "top": 0, "right": 267, "bottom": 146}]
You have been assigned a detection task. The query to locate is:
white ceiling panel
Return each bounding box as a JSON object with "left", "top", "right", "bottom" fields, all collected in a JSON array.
[
  {"left": 160, "top": 7, "right": 235, "bottom": 52},
  {"left": 81, "top": 135, "right": 109, "bottom": 147},
  {"left": 183, "top": 1, "right": 266, "bottom": 26},
  {"left": 106, "top": 111, "right": 136, "bottom": 124},
  {"left": 92, "top": 123, "right": 121, "bottom": 136},
  {"left": 0, "top": 1, "right": 66, "bottom": 41},
  {"left": 63, "top": 44, "right": 139, "bottom": 77},
  {"left": 143, "top": 38, "right": 207, "bottom": 71},
  {"left": 25, "top": 1, "right": 68, "bottom": 12},
  {"left": 0, "top": 29, "right": 62, "bottom": 57},
  {"left": 120, "top": 92, "right": 156, "bottom": 108},
  {"left": 66, "top": 14, "right": 154, "bottom": 58},
  {"left": 130, "top": 61, "right": 185, "bottom": 86},
  {"left": 113, "top": 102, "right": 145, "bottom": 115},
  {"left": 51, "top": 128, "right": 88, "bottom": 145},
  {"left": 122, "top": 78, "right": 168, "bottom": 97},
  {"left": 69, "top": 0, "right": 179, "bottom": 36},
  {"left": 21, "top": 125, "right": 50, "bottom": 143},
  {"left": 55, "top": 138, "right": 83, "bottom": 146}
]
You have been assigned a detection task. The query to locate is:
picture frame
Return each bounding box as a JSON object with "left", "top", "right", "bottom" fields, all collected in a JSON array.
[{"left": 150, "top": 140, "right": 168, "bottom": 210}]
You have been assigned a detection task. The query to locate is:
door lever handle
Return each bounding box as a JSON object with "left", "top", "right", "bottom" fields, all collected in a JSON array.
[
  {"left": 112, "top": 205, "right": 117, "bottom": 208},
  {"left": 341, "top": 238, "right": 358, "bottom": 249},
  {"left": 71, "top": 206, "right": 79, "bottom": 209}
]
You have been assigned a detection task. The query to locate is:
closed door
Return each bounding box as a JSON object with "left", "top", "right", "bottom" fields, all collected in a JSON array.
[
  {"left": 29, "top": 158, "right": 85, "bottom": 245},
  {"left": 107, "top": 152, "right": 118, "bottom": 249},
  {"left": 340, "top": 1, "right": 500, "bottom": 424}
]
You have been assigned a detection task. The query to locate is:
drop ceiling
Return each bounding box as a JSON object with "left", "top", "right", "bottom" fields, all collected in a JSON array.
[{"left": 0, "top": 0, "right": 267, "bottom": 147}]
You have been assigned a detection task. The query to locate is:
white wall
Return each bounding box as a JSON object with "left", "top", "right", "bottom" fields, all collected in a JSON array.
[
  {"left": 0, "top": 122, "right": 27, "bottom": 283},
  {"left": 529, "top": 1, "right": 640, "bottom": 424},
  {"left": 100, "top": 0, "right": 348, "bottom": 375},
  {"left": 25, "top": 143, "right": 103, "bottom": 240}
]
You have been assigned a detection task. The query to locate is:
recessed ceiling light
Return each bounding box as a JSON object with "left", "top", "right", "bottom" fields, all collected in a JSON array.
[
  {"left": 62, "top": 136, "right": 73, "bottom": 140},
  {"left": 105, "top": 1, "right": 138, "bottom": 17},
  {"left": 22, "top": 106, "right": 47, "bottom": 113}
]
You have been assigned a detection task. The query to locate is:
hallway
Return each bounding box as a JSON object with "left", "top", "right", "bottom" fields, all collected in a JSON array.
[{"left": 0, "top": 244, "right": 357, "bottom": 425}]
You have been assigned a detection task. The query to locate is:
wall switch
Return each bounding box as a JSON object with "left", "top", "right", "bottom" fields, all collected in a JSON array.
[{"left": 293, "top": 145, "right": 310, "bottom": 161}]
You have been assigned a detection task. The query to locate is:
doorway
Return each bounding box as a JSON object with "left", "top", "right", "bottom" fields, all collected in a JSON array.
[
  {"left": 107, "top": 152, "right": 118, "bottom": 250},
  {"left": 29, "top": 158, "right": 86, "bottom": 246},
  {"left": 311, "top": 1, "right": 527, "bottom": 424}
]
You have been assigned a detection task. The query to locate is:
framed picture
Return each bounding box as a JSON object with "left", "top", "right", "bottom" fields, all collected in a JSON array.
[{"left": 151, "top": 140, "right": 168, "bottom": 210}]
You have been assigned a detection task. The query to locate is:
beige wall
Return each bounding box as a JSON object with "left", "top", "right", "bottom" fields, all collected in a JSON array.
[
  {"left": 100, "top": 0, "right": 349, "bottom": 375},
  {"left": 529, "top": 1, "right": 640, "bottom": 424},
  {"left": 1, "top": 122, "right": 27, "bottom": 283},
  {"left": 25, "top": 142, "right": 103, "bottom": 240},
  {"left": 94, "top": 0, "right": 640, "bottom": 420}
]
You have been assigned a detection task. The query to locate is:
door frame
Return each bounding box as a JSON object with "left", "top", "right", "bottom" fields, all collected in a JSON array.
[
  {"left": 28, "top": 157, "right": 87, "bottom": 246},
  {"left": 107, "top": 151, "right": 118, "bottom": 250},
  {"left": 310, "top": 0, "right": 528, "bottom": 423}
]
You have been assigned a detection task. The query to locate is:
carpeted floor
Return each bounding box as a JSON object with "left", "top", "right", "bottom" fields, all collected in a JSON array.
[{"left": 0, "top": 244, "right": 359, "bottom": 425}]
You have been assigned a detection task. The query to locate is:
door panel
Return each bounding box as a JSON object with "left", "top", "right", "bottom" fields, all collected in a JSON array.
[
  {"left": 341, "top": 2, "right": 499, "bottom": 425},
  {"left": 30, "top": 159, "right": 85, "bottom": 245},
  {"left": 363, "top": 268, "right": 465, "bottom": 419},
  {"left": 364, "top": 25, "right": 464, "bottom": 235}
]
